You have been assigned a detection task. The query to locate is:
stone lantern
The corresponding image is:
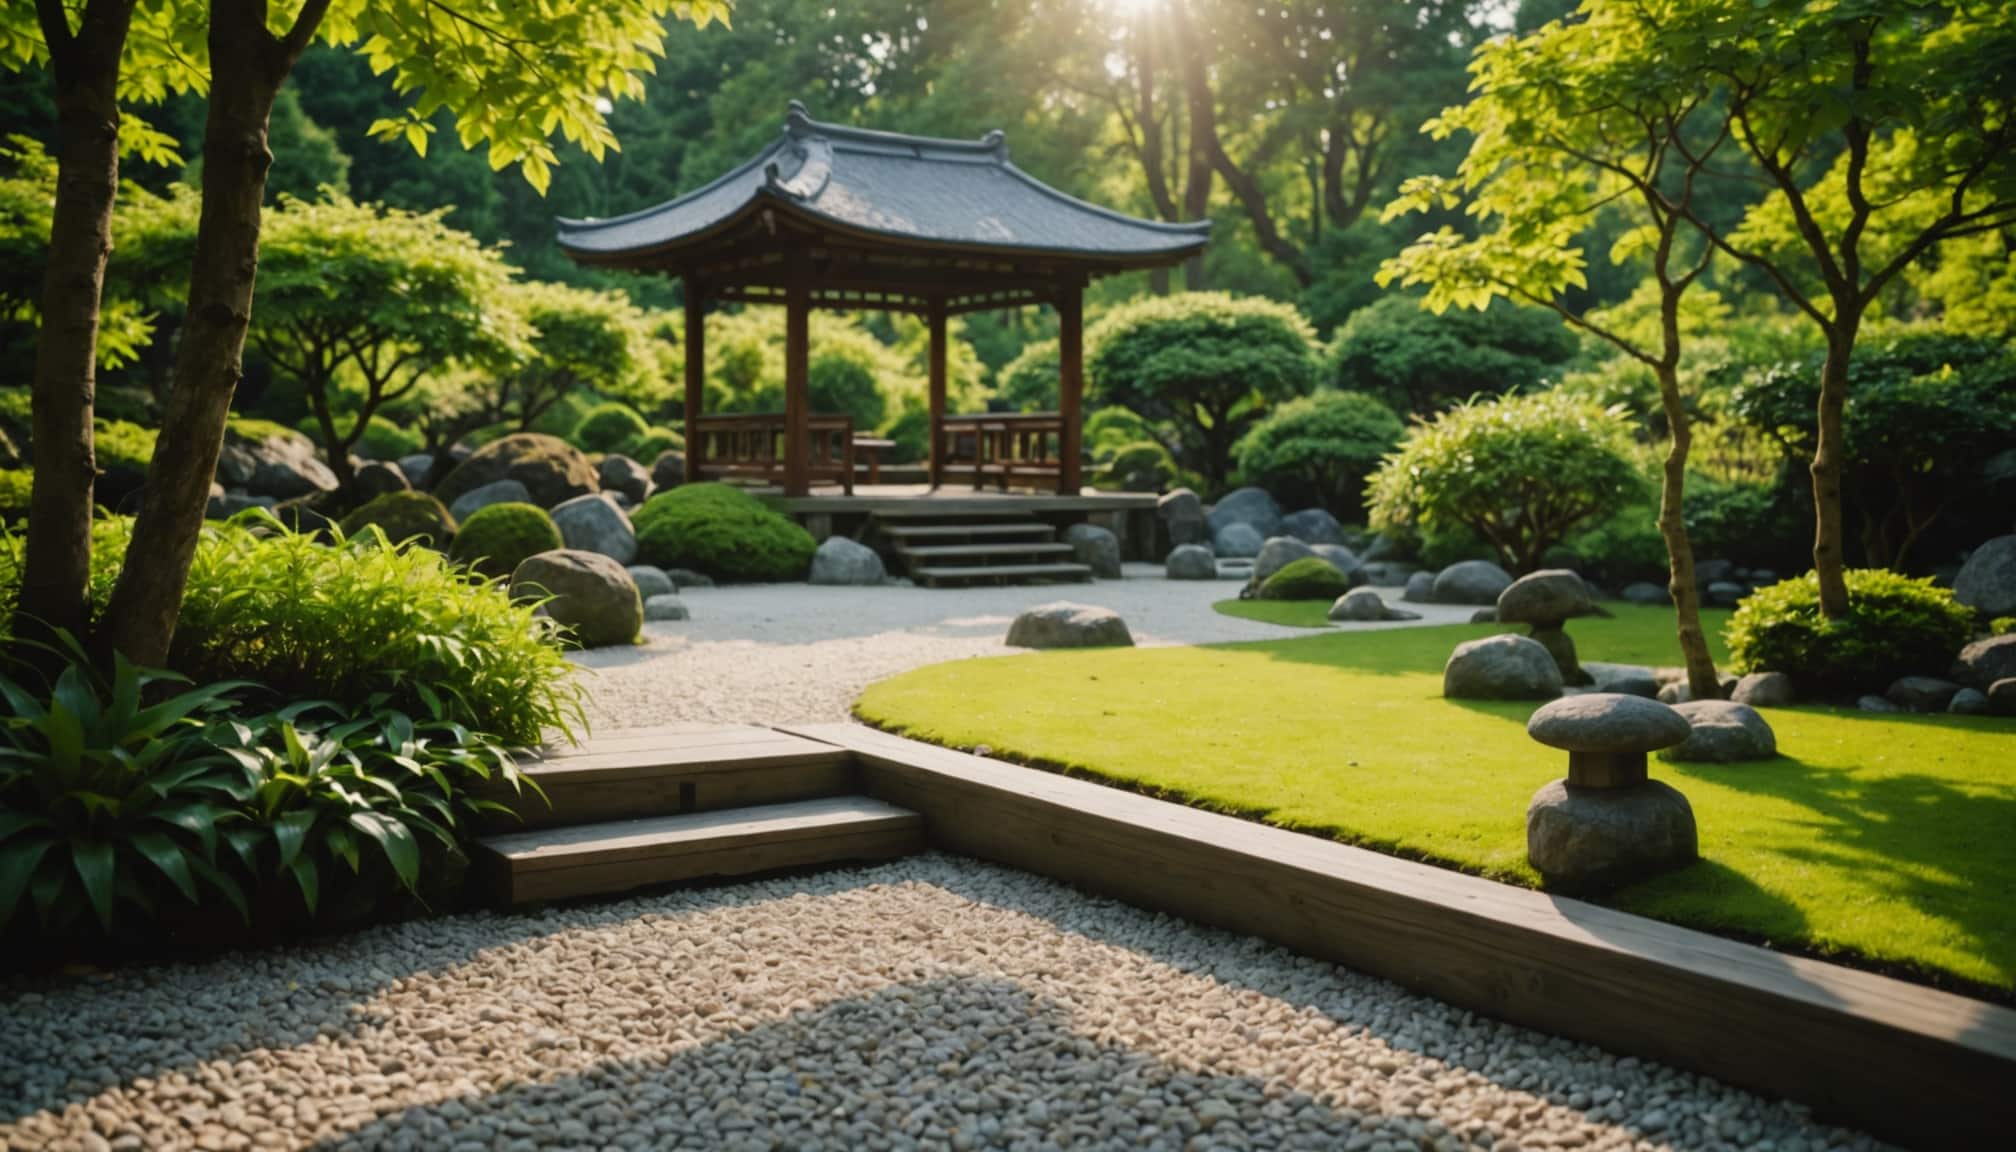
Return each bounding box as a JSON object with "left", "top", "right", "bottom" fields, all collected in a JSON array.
[
  {"left": 1497, "top": 569, "right": 1600, "bottom": 685},
  {"left": 1524, "top": 693, "right": 1698, "bottom": 891}
]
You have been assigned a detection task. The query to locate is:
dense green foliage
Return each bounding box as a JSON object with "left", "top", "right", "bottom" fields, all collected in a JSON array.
[
  {"left": 633, "top": 483, "right": 816, "bottom": 583},
  {"left": 1368, "top": 391, "right": 1644, "bottom": 573},
  {"left": 448, "top": 503, "right": 564, "bottom": 581},
  {"left": 996, "top": 338, "right": 1059, "bottom": 413},
  {"left": 624, "top": 426, "right": 684, "bottom": 463},
  {"left": 1089, "top": 293, "right": 1323, "bottom": 491},
  {"left": 572, "top": 402, "right": 652, "bottom": 455},
  {"left": 1256, "top": 557, "right": 1354, "bottom": 602},
  {"left": 1330, "top": 298, "right": 1577, "bottom": 415},
  {"left": 0, "top": 468, "right": 28, "bottom": 522},
  {"left": 1235, "top": 391, "right": 1404, "bottom": 518},
  {"left": 1725, "top": 570, "right": 1976, "bottom": 697},
  {"left": 339, "top": 493, "right": 457, "bottom": 550}
]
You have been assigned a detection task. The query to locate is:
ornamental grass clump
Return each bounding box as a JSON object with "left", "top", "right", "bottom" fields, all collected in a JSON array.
[
  {"left": 633, "top": 483, "right": 815, "bottom": 582},
  {"left": 1725, "top": 569, "right": 1975, "bottom": 697}
]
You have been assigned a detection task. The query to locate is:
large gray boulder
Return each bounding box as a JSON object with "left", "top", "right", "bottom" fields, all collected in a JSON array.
[
  {"left": 1249, "top": 536, "right": 1317, "bottom": 589},
  {"left": 1063, "top": 523, "right": 1123, "bottom": 579},
  {"left": 1212, "top": 521, "right": 1265, "bottom": 559},
  {"left": 1988, "top": 678, "right": 2016, "bottom": 717},
  {"left": 1443, "top": 634, "right": 1563, "bottom": 701},
  {"left": 435, "top": 433, "right": 597, "bottom": 510},
  {"left": 1887, "top": 676, "right": 1963, "bottom": 713},
  {"left": 353, "top": 459, "right": 410, "bottom": 499},
  {"left": 206, "top": 490, "right": 275, "bottom": 520},
  {"left": 1359, "top": 561, "right": 1415, "bottom": 587},
  {"left": 1497, "top": 569, "right": 1595, "bottom": 626},
  {"left": 643, "top": 593, "right": 690, "bottom": 622},
  {"left": 597, "top": 454, "right": 653, "bottom": 505},
  {"left": 650, "top": 451, "right": 687, "bottom": 493},
  {"left": 1432, "top": 560, "right": 1514, "bottom": 606},
  {"left": 1328, "top": 587, "right": 1418, "bottom": 623},
  {"left": 1953, "top": 535, "right": 2016, "bottom": 618},
  {"left": 510, "top": 550, "right": 641, "bottom": 649},
  {"left": 550, "top": 493, "right": 638, "bottom": 566},
  {"left": 1951, "top": 634, "right": 2016, "bottom": 689},
  {"left": 1527, "top": 779, "right": 1697, "bottom": 892},
  {"left": 809, "top": 536, "right": 887, "bottom": 585},
  {"left": 1157, "top": 488, "right": 1208, "bottom": 547},
  {"left": 1402, "top": 570, "right": 1436, "bottom": 603},
  {"left": 1661, "top": 700, "right": 1778, "bottom": 762},
  {"left": 1280, "top": 508, "right": 1345, "bottom": 546},
  {"left": 1165, "top": 543, "right": 1218, "bottom": 580},
  {"left": 1006, "top": 602, "right": 1134, "bottom": 650},
  {"left": 627, "top": 565, "right": 676, "bottom": 600},
  {"left": 396, "top": 453, "right": 436, "bottom": 488},
  {"left": 217, "top": 428, "right": 339, "bottom": 500},
  {"left": 1586, "top": 663, "right": 1660, "bottom": 700},
  {"left": 1206, "top": 487, "right": 1282, "bottom": 538},
  {"left": 1731, "top": 672, "right": 1795, "bottom": 709},
  {"left": 1310, "top": 543, "right": 1360, "bottom": 574},
  {"left": 448, "top": 478, "right": 532, "bottom": 524},
  {"left": 1949, "top": 687, "right": 1989, "bottom": 716}
]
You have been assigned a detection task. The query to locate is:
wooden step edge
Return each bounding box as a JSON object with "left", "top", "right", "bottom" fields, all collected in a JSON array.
[{"left": 479, "top": 797, "right": 919, "bottom": 873}]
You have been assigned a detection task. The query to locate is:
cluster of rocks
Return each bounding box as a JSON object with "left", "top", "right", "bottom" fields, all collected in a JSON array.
[
  {"left": 1620, "top": 558, "right": 1778, "bottom": 609},
  {"left": 1160, "top": 486, "right": 1359, "bottom": 562},
  {"left": 1400, "top": 559, "right": 1516, "bottom": 607}
]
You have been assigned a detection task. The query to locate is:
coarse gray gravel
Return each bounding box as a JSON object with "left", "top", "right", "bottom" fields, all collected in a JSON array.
[
  {"left": 570, "top": 567, "right": 1476, "bottom": 730},
  {"left": 0, "top": 855, "right": 1878, "bottom": 1152}
]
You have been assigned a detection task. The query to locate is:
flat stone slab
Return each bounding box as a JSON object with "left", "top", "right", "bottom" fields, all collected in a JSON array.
[{"left": 1527, "top": 694, "right": 1691, "bottom": 755}]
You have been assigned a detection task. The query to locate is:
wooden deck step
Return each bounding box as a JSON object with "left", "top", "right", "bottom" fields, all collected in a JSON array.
[
  {"left": 477, "top": 797, "right": 924, "bottom": 905},
  {"left": 876, "top": 522, "right": 1057, "bottom": 540},
  {"left": 483, "top": 724, "right": 855, "bottom": 831},
  {"left": 896, "top": 542, "right": 1075, "bottom": 560},
  {"left": 913, "top": 561, "right": 1094, "bottom": 587}
]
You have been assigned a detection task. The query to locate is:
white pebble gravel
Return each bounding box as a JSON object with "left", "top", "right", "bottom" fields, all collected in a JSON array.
[
  {"left": 1, "top": 855, "right": 1878, "bottom": 1152},
  {"left": 570, "top": 567, "right": 1475, "bottom": 729}
]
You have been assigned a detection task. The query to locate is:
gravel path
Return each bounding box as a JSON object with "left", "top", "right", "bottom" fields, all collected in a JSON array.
[
  {"left": 571, "top": 568, "right": 1476, "bottom": 730},
  {"left": 0, "top": 855, "right": 1876, "bottom": 1152}
]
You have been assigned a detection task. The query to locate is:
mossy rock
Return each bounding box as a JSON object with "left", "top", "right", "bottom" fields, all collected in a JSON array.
[
  {"left": 449, "top": 502, "right": 565, "bottom": 580},
  {"left": 340, "top": 491, "right": 457, "bottom": 549},
  {"left": 1257, "top": 556, "right": 1355, "bottom": 602},
  {"left": 573, "top": 403, "right": 651, "bottom": 454},
  {"left": 632, "top": 483, "right": 815, "bottom": 583},
  {"left": 433, "top": 433, "right": 597, "bottom": 510}
]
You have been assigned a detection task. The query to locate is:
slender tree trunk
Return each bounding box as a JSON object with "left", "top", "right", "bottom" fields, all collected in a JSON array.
[
  {"left": 13, "top": 0, "right": 138, "bottom": 648},
  {"left": 304, "top": 375, "right": 358, "bottom": 490},
  {"left": 98, "top": 20, "right": 286, "bottom": 665},
  {"left": 1652, "top": 363, "right": 1719, "bottom": 699},
  {"left": 1810, "top": 318, "right": 1858, "bottom": 617}
]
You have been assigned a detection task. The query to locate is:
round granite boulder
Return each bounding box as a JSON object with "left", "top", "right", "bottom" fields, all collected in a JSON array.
[
  {"left": 1528, "top": 694, "right": 1691, "bottom": 755},
  {"left": 353, "top": 459, "right": 410, "bottom": 500},
  {"left": 1165, "top": 543, "right": 1218, "bottom": 580},
  {"left": 1950, "top": 634, "right": 2016, "bottom": 689},
  {"left": 1247, "top": 536, "right": 1316, "bottom": 588},
  {"left": 1949, "top": 687, "right": 1989, "bottom": 715},
  {"left": 1731, "top": 671, "right": 1795, "bottom": 708},
  {"left": 1432, "top": 560, "right": 1514, "bottom": 606},
  {"left": 510, "top": 549, "right": 642, "bottom": 649},
  {"left": 1402, "top": 570, "right": 1436, "bottom": 603},
  {"left": 549, "top": 492, "right": 638, "bottom": 565},
  {"left": 1329, "top": 587, "right": 1390, "bottom": 622},
  {"left": 643, "top": 593, "right": 690, "bottom": 622},
  {"left": 1157, "top": 488, "right": 1208, "bottom": 547},
  {"left": 1990, "top": 678, "right": 2016, "bottom": 717},
  {"left": 1497, "top": 569, "right": 1595, "bottom": 626},
  {"left": 1660, "top": 700, "right": 1778, "bottom": 763},
  {"left": 1006, "top": 602, "right": 1135, "bottom": 650},
  {"left": 809, "top": 536, "right": 888, "bottom": 585},
  {"left": 1953, "top": 534, "right": 2016, "bottom": 619},
  {"left": 1527, "top": 779, "right": 1697, "bottom": 892},
  {"left": 1212, "top": 521, "right": 1264, "bottom": 559},
  {"left": 1064, "top": 523, "right": 1123, "bottom": 579},
  {"left": 626, "top": 564, "right": 676, "bottom": 599},
  {"left": 1443, "top": 634, "right": 1563, "bottom": 701},
  {"left": 1279, "top": 508, "right": 1345, "bottom": 546},
  {"left": 435, "top": 433, "right": 597, "bottom": 510},
  {"left": 1206, "top": 486, "right": 1282, "bottom": 539},
  {"left": 597, "top": 453, "right": 653, "bottom": 504},
  {"left": 1886, "top": 675, "right": 1962, "bottom": 713}
]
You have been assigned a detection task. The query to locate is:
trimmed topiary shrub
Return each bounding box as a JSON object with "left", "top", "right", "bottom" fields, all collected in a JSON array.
[
  {"left": 573, "top": 402, "right": 652, "bottom": 454},
  {"left": 1329, "top": 295, "right": 1578, "bottom": 416},
  {"left": 449, "top": 502, "right": 563, "bottom": 579},
  {"left": 1257, "top": 556, "right": 1355, "bottom": 601},
  {"left": 340, "top": 491, "right": 457, "bottom": 549},
  {"left": 1725, "top": 569, "right": 1975, "bottom": 696},
  {"left": 625, "top": 425, "right": 684, "bottom": 462},
  {"left": 633, "top": 483, "right": 815, "bottom": 582},
  {"left": 1236, "top": 390, "right": 1404, "bottom": 518}
]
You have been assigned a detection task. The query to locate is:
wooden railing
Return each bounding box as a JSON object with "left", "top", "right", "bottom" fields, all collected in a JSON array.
[
  {"left": 938, "top": 412, "right": 1065, "bottom": 491},
  {"left": 692, "top": 412, "right": 855, "bottom": 494}
]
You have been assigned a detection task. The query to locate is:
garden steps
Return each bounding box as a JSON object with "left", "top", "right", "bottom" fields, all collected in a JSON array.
[
  {"left": 870, "top": 511, "right": 1092, "bottom": 587},
  {"left": 478, "top": 724, "right": 855, "bottom": 832},
  {"left": 476, "top": 796, "right": 923, "bottom": 906}
]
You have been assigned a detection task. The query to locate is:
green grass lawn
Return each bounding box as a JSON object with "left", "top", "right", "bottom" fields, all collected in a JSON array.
[{"left": 856, "top": 605, "right": 2016, "bottom": 996}]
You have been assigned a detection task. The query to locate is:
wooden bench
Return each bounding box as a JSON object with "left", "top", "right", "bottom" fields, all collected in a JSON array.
[
  {"left": 852, "top": 436, "right": 896, "bottom": 483},
  {"left": 692, "top": 412, "right": 856, "bottom": 493},
  {"left": 938, "top": 413, "right": 1064, "bottom": 491}
]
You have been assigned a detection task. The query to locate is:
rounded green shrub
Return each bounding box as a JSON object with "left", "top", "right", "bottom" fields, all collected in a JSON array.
[
  {"left": 632, "top": 483, "right": 815, "bottom": 582},
  {"left": 624, "top": 425, "right": 684, "bottom": 462},
  {"left": 1236, "top": 390, "right": 1404, "bottom": 518},
  {"left": 573, "top": 402, "right": 651, "bottom": 454},
  {"left": 340, "top": 491, "right": 457, "bottom": 549},
  {"left": 1725, "top": 569, "right": 1975, "bottom": 696},
  {"left": 1257, "top": 557, "right": 1355, "bottom": 602},
  {"left": 448, "top": 502, "right": 563, "bottom": 579},
  {"left": 1329, "top": 295, "right": 1577, "bottom": 416},
  {"left": 1992, "top": 617, "right": 2016, "bottom": 637}
]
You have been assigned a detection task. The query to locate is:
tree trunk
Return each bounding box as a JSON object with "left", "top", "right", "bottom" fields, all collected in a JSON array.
[
  {"left": 1653, "top": 364, "right": 1720, "bottom": 700},
  {"left": 98, "top": 25, "right": 284, "bottom": 666},
  {"left": 305, "top": 376, "right": 358, "bottom": 491},
  {"left": 1810, "top": 320, "right": 1858, "bottom": 617},
  {"left": 12, "top": 0, "right": 138, "bottom": 648}
]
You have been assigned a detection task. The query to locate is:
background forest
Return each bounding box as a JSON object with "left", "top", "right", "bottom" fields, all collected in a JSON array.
[{"left": 3, "top": 0, "right": 2012, "bottom": 583}]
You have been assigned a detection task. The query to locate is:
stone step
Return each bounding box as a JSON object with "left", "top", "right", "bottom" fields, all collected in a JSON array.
[
  {"left": 895, "top": 542, "right": 1076, "bottom": 560},
  {"left": 912, "top": 562, "right": 1094, "bottom": 587},
  {"left": 876, "top": 522, "right": 1057, "bottom": 540},
  {"left": 477, "top": 797, "right": 923, "bottom": 906},
  {"left": 479, "top": 725, "right": 855, "bottom": 832}
]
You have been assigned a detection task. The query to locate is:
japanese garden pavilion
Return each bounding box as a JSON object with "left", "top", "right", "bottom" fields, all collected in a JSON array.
[{"left": 556, "top": 101, "right": 1209, "bottom": 499}]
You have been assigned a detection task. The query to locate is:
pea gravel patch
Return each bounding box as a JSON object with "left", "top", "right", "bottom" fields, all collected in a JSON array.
[{"left": 2, "top": 855, "right": 1876, "bottom": 1152}]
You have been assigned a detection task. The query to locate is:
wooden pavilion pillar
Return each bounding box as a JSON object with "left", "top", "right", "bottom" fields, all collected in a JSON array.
[
  {"left": 783, "top": 268, "right": 811, "bottom": 497},
  {"left": 1056, "top": 279, "right": 1085, "bottom": 495},
  {"left": 682, "top": 278, "right": 705, "bottom": 486},
  {"left": 926, "top": 299, "right": 947, "bottom": 490}
]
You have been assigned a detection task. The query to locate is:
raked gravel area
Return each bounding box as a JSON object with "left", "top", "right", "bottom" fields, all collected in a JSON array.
[
  {"left": 0, "top": 854, "right": 1878, "bottom": 1152},
  {"left": 570, "top": 566, "right": 1477, "bottom": 730}
]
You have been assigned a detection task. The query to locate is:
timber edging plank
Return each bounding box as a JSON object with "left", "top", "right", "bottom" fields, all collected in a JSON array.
[{"left": 783, "top": 721, "right": 2016, "bottom": 1151}]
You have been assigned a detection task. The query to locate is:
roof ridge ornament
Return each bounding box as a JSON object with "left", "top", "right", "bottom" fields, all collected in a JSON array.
[
  {"left": 785, "top": 99, "right": 813, "bottom": 138},
  {"left": 981, "top": 128, "right": 1007, "bottom": 160}
]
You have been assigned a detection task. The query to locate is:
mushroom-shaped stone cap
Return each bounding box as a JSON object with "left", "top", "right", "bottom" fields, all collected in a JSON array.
[
  {"left": 1497, "top": 569, "right": 1597, "bottom": 625},
  {"left": 1527, "top": 693, "right": 1691, "bottom": 754}
]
